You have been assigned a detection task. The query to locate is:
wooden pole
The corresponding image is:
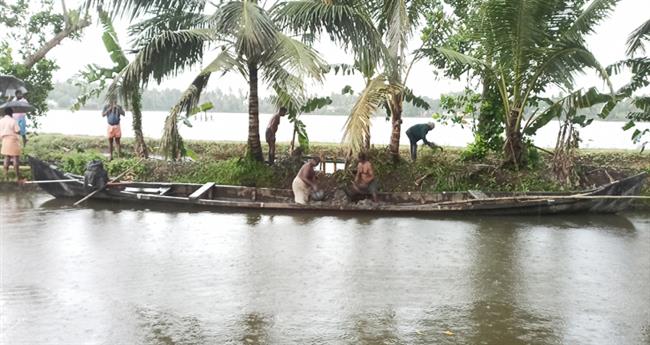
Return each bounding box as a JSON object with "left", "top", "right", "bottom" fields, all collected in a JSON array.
[
  {"left": 23, "top": 179, "right": 80, "bottom": 184},
  {"left": 73, "top": 158, "right": 144, "bottom": 206}
]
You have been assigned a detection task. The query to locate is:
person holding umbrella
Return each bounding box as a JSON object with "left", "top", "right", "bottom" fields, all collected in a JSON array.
[
  {"left": 0, "top": 108, "right": 21, "bottom": 180},
  {"left": 12, "top": 90, "right": 29, "bottom": 146}
]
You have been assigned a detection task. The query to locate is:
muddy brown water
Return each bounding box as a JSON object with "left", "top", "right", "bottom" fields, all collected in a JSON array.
[{"left": 1, "top": 192, "right": 649, "bottom": 345}]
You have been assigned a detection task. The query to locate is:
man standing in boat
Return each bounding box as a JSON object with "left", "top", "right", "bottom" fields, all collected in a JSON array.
[
  {"left": 102, "top": 97, "right": 125, "bottom": 160},
  {"left": 405, "top": 122, "right": 442, "bottom": 161},
  {"left": 265, "top": 106, "right": 287, "bottom": 164},
  {"left": 292, "top": 157, "right": 320, "bottom": 204}
]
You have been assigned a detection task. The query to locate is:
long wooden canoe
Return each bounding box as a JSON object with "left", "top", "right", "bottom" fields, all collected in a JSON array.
[{"left": 28, "top": 157, "right": 647, "bottom": 216}]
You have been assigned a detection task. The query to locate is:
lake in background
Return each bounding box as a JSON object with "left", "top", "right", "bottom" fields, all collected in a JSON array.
[{"left": 37, "top": 110, "right": 650, "bottom": 150}]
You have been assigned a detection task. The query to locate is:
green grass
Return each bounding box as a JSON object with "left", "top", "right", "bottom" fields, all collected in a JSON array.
[{"left": 17, "top": 134, "right": 649, "bottom": 196}]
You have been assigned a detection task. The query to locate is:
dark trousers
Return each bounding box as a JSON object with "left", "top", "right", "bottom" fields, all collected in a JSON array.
[{"left": 407, "top": 132, "right": 418, "bottom": 161}]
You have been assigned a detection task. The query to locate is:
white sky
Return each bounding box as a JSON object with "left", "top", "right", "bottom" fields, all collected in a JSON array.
[{"left": 48, "top": 0, "right": 649, "bottom": 99}]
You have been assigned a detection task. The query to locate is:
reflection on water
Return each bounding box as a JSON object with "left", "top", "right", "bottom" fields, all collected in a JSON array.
[
  {"left": 239, "top": 313, "right": 273, "bottom": 345},
  {"left": 1, "top": 192, "right": 649, "bottom": 345},
  {"left": 136, "top": 306, "right": 207, "bottom": 345}
]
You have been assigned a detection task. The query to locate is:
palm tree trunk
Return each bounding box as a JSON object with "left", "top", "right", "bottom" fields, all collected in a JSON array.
[
  {"left": 504, "top": 109, "right": 525, "bottom": 167},
  {"left": 389, "top": 94, "right": 403, "bottom": 160},
  {"left": 364, "top": 124, "right": 371, "bottom": 151},
  {"left": 130, "top": 92, "right": 148, "bottom": 158},
  {"left": 247, "top": 62, "right": 264, "bottom": 161}
]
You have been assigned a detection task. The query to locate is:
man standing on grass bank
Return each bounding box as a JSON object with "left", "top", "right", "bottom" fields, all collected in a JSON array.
[
  {"left": 1, "top": 108, "right": 21, "bottom": 180},
  {"left": 102, "top": 97, "right": 125, "bottom": 160},
  {"left": 12, "top": 90, "right": 29, "bottom": 146},
  {"left": 265, "top": 106, "right": 287, "bottom": 164},
  {"left": 405, "top": 122, "right": 442, "bottom": 161},
  {"left": 292, "top": 157, "right": 320, "bottom": 204}
]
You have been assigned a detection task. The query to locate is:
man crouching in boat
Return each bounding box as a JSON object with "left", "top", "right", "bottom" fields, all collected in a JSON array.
[
  {"left": 293, "top": 157, "right": 321, "bottom": 204},
  {"left": 350, "top": 151, "right": 379, "bottom": 202}
]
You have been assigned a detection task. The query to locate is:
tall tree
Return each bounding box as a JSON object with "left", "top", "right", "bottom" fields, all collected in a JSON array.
[
  {"left": 277, "top": 0, "right": 430, "bottom": 158},
  {"left": 424, "top": 0, "right": 617, "bottom": 167},
  {"left": 0, "top": 0, "right": 89, "bottom": 124},
  {"left": 92, "top": 0, "right": 327, "bottom": 161}
]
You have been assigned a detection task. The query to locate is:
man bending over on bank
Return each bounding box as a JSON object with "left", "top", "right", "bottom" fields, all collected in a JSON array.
[
  {"left": 351, "top": 151, "right": 379, "bottom": 202},
  {"left": 265, "top": 106, "right": 287, "bottom": 164},
  {"left": 102, "top": 97, "right": 125, "bottom": 160},
  {"left": 405, "top": 122, "right": 441, "bottom": 161},
  {"left": 292, "top": 157, "right": 320, "bottom": 204}
]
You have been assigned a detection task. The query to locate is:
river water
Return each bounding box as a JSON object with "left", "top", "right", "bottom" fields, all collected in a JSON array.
[
  {"left": 38, "top": 110, "right": 650, "bottom": 150},
  {"left": 1, "top": 191, "right": 649, "bottom": 345}
]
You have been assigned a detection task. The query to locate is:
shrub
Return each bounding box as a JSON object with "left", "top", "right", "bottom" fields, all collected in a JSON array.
[
  {"left": 461, "top": 134, "right": 490, "bottom": 161},
  {"left": 106, "top": 158, "right": 149, "bottom": 180},
  {"left": 183, "top": 158, "right": 276, "bottom": 187},
  {"left": 59, "top": 151, "right": 104, "bottom": 175}
]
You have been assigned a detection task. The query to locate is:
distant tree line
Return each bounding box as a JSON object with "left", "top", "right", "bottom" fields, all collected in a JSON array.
[
  {"left": 48, "top": 80, "right": 643, "bottom": 122},
  {"left": 48, "top": 80, "right": 442, "bottom": 116}
]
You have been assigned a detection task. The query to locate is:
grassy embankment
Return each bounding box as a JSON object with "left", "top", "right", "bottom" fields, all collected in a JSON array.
[{"left": 4, "top": 134, "right": 650, "bottom": 201}]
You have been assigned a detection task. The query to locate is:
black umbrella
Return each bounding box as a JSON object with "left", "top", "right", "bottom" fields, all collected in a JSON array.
[
  {"left": 0, "top": 100, "right": 35, "bottom": 113},
  {"left": 0, "top": 75, "right": 28, "bottom": 98}
]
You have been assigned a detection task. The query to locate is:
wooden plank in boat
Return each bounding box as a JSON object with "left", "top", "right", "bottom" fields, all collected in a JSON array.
[
  {"left": 468, "top": 190, "right": 488, "bottom": 199},
  {"left": 189, "top": 182, "right": 215, "bottom": 201},
  {"left": 124, "top": 187, "right": 169, "bottom": 194}
]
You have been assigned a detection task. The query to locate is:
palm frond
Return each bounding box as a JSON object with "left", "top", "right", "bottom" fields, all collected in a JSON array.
[
  {"left": 98, "top": 10, "right": 129, "bottom": 70},
  {"left": 160, "top": 74, "right": 210, "bottom": 160},
  {"left": 212, "top": 1, "right": 277, "bottom": 61},
  {"left": 563, "top": 0, "right": 619, "bottom": 42},
  {"left": 342, "top": 75, "right": 402, "bottom": 153},
  {"left": 86, "top": 0, "right": 207, "bottom": 20},
  {"left": 202, "top": 49, "right": 246, "bottom": 77},
  {"left": 484, "top": 0, "right": 549, "bottom": 94},
  {"left": 128, "top": 10, "right": 212, "bottom": 49},
  {"left": 524, "top": 87, "right": 612, "bottom": 135},
  {"left": 403, "top": 87, "right": 430, "bottom": 110},
  {"left": 273, "top": 0, "right": 385, "bottom": 71},
  {"left": 523, "top": 44, "right": 614, "bottom": 110},
  {"left": 261, "top": 33, "right": 328, "bottom": 83},
  {"left": 430, "top": 47, "right": 490, "bottom": 70},
  {"left": 107, "top": 28, "right": 213, "bottom": 101},
  {"left": 626, "top": 18, "right": 650, "bottom": 56},
  {"left": 267, "top": 67, "right": 307, "bottom": 109}
]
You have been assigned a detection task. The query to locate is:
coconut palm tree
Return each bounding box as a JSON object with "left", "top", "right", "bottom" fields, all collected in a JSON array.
[
  {"left": 91, "top": 0, "right": 327, "bottom": 161},
  {"left": 429, "top": 0, "right": 617, "bottom": 167},
  {"left": 74, "top": 9, "right": 148, "bottom": 158},
  {"left": 276, "top": 0, "right": 429, "bottom": 158}
]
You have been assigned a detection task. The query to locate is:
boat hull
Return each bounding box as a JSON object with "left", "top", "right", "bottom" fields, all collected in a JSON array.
[{"left": 28, "top": 157, "right": 647, "bottom": 216}]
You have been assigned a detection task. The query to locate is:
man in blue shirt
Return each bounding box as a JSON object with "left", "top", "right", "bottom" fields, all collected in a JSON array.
[
  {"left": 405, "top": 122, "right": 441, "bottom": 161},
  {"left": 102, "top": 98, "right": 125, "bottom": 160}
]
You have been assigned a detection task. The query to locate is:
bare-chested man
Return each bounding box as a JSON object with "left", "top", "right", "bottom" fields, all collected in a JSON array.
[
  {"left": 265, "top": 106, "right": 287, "bottom": 164},
  {"left": 352, "top": 151, "right": 378, "bottom": 202}
]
